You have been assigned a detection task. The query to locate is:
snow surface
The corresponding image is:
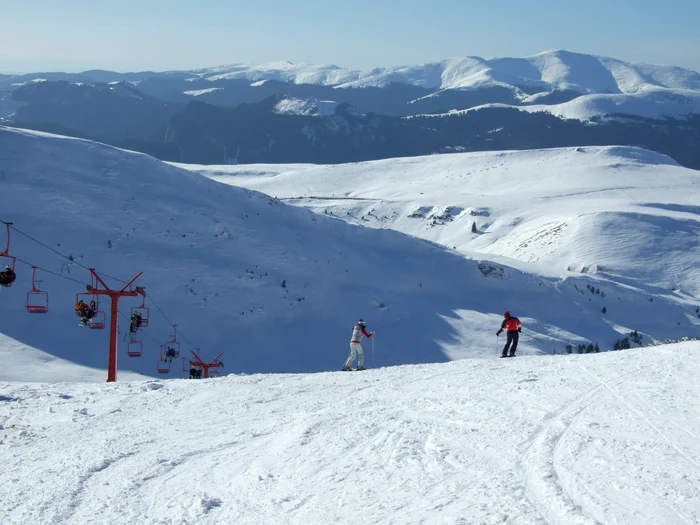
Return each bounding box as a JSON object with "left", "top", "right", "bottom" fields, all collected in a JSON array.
[
  {"left": 274, "top": 97, "right": 339, "bottom": 117},
  {"left": 1, "top": 343, "right": 699, "bottom": 524},
  {"left": 8, "top": 78, "right": 48, "bottom": 87},
  {"left": 414, "top": 87, "right": 700, "bottom": 121},
  {"left": 183, "top": 87, "right": 224, "bottom": 97}
]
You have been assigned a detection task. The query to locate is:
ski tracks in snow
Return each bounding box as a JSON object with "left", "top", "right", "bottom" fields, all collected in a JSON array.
[
  {"left": 520, "top": 357, "right": 700, "bottom": 525},
  {"left": 2, "top": 347, "right": 700, "bottom": 524}
]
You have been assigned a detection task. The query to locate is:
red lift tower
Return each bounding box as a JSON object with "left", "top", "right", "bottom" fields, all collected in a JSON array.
[
  {"left": 84, "top": 268, "right": 146, "bottom": 382},
  {"left": 189, "top": 349, "right": 224, "bottom": 379}
]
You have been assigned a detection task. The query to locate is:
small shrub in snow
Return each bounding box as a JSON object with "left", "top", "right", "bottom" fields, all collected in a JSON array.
[
  {"left": 630, "top": 330, "right": 643, "bottom": 347},
  {"left": 477, "top": 262, "right": 504, "bottom": 278},
  {"left": 613, "top": 337, "right": 631, "bottom": 350},
  {"left": 601, "top": 307, "right": 607, "bottom": 314}
]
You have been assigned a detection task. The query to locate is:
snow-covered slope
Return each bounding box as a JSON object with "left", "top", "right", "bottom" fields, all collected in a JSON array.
[
  {"left": 1, "top": 127, "right": 699, "bottom": 382},
  {"left": 0, "top": 126, "right": 497, "bottom": 379},
  {"left": 178, "top": 146, "right": 700, "bottom": 318},
  {"left": 0, "top": 333, "right": 145, "bottom": 382},
  {"left": 416, "top": 87, "right": 700, "bottom": 121},
  {"left": 1, "top": 343, "right": 699, "bottom": 524},
  {"left": 273, "top": 97, "right": 340, "bottom": 117}
]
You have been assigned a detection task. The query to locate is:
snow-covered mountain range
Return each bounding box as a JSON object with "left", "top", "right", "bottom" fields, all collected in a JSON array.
[
  {"left": 190, "top": 50, "right": 700, "bottom": 120},
  {"left": 2, "top": 50, "right": 700, "bottom": 171},
  {"left": 194, "top": 50, "right": 700, "bottom": 93}
]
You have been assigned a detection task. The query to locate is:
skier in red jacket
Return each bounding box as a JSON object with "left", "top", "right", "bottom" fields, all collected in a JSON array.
[{"left": 496, "top": 311, "right": 522, "bottom": 358}]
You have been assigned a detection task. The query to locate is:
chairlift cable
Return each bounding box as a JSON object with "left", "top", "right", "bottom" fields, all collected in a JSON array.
[{"left": 6, "top": 220, "right": 205, "bottom": 354}]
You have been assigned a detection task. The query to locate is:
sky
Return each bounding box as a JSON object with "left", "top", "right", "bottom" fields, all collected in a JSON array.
[{"left": 1, "top": 0, "right": 699, "bottom": 74}]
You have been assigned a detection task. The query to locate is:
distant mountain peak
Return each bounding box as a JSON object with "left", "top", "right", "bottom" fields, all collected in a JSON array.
[{"left": 194, "top": 50, "right": 700, "bottom": 94}]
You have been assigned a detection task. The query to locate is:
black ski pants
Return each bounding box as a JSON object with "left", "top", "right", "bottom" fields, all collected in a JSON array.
[{"left": 502, "top": 331, "right": 519, "bottom": 356}]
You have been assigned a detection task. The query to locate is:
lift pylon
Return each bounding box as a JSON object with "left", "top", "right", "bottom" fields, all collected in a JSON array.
[
  {"left": 188, "top": 349, "right": 224, "bottom": 379},
  {"left": 82, "top": 268, "right": 146, "bottom": 382}
]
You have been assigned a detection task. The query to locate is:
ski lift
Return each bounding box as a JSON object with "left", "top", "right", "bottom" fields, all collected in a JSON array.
[
  {"left": 127, "top": 336, "right": 142, "bottom": 357},
  {"left": 130, "top": 296, "right": 149, "bottom": 328},
  {"left": 0, "top": 222, "right": 16, "bottom": 287},
  {"left": 87, "top": 311, "right": 105, "bottom": 330},
  {"left": 162, "top": 325, "right": 180, "bottom": 358},
  {"left": 75, "top": 292, "right": 106, "bottom": 329},
  {"left": 180, "top": 357, "right": 190, "bottom": 378},
  {"left": 26, "top": 266, "right": 48, "bottom": 313},
  {"left": 76, "top": 273, "right": 105, "bottom": 329},
  {"left": 156, "top": 358, "right": 171, "bottom": 374}
]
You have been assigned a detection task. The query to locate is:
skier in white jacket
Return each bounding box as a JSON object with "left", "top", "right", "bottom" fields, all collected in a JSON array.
[{"left": 342, "top": 319, "right": 374, "bottom": 371}]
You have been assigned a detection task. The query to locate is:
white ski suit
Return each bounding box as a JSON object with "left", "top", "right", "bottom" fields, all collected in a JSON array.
[{"left": 344, "top": 323, "right": 372, "bottom": 369}]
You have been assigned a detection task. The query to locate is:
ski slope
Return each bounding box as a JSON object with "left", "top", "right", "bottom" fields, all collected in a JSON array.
[
  {"left": 1, "top": 126, "right": 699, "bottom": 382},
  {"left": 1, "top": 343, "right": 699, "bottom": 524}
]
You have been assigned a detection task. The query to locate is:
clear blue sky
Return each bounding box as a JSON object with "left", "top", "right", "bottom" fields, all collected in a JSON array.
[{"left": 1, "top": 0, "right": 699, "bottom": 73}]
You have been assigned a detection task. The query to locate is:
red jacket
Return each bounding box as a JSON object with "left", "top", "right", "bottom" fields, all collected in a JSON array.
[{"left": 500, "top": 317, "right": 522, "bottom": 333}]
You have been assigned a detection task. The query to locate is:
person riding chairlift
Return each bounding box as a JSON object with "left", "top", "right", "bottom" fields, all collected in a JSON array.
[
  {"left": 164, "top": 346, "right": 178, "bottom": 362},
  {"left": 75, "top": 299, "right": 98, "bottom": 325},
  {"left": 129, "top": 311, "right": 143, "bottom": 333},
  {"left": 0, "top": 265, "right": 16, "bottom": 287}
]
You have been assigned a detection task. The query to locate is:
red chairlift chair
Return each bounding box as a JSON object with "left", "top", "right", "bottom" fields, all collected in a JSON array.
[
  {"left": 156, "top": 357, "right": 171, "bottom": 374},
  {"left": 130, "top": 297, "right": 150, "bottom": 328},
  {"left": 127, "top": 336, "right": 142, "bottom": 357},
  {"left": 1, "top": 222, "right": 16, "bottom": 288},
  {"left": 179, "top": 357, "right": 190, "bottom": 378},
  {"left": 76, "top": 272, "right": 106, "bottom": 329},
  {"left": 26, "top": 266, "right": 48, "bottom": 313},
  {"left": 87, "top": 310, "right": 106, "bottom": 330},
  {"left": 75, "top": 292, "right": 106, "bottom": 329},
  {"left": 163, "top": 325, "right": 181, "bottom": 358}
]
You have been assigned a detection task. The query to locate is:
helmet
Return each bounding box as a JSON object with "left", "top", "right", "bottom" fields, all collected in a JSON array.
[
  {"left": 4, "top": 265, "right": 10, "bottom": 270},
  {"left": 357, "top": 319, "right": 366, "bottom": 326},
  {"left": 503, "top": 311, "right": 511, "bottom": 318}
]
